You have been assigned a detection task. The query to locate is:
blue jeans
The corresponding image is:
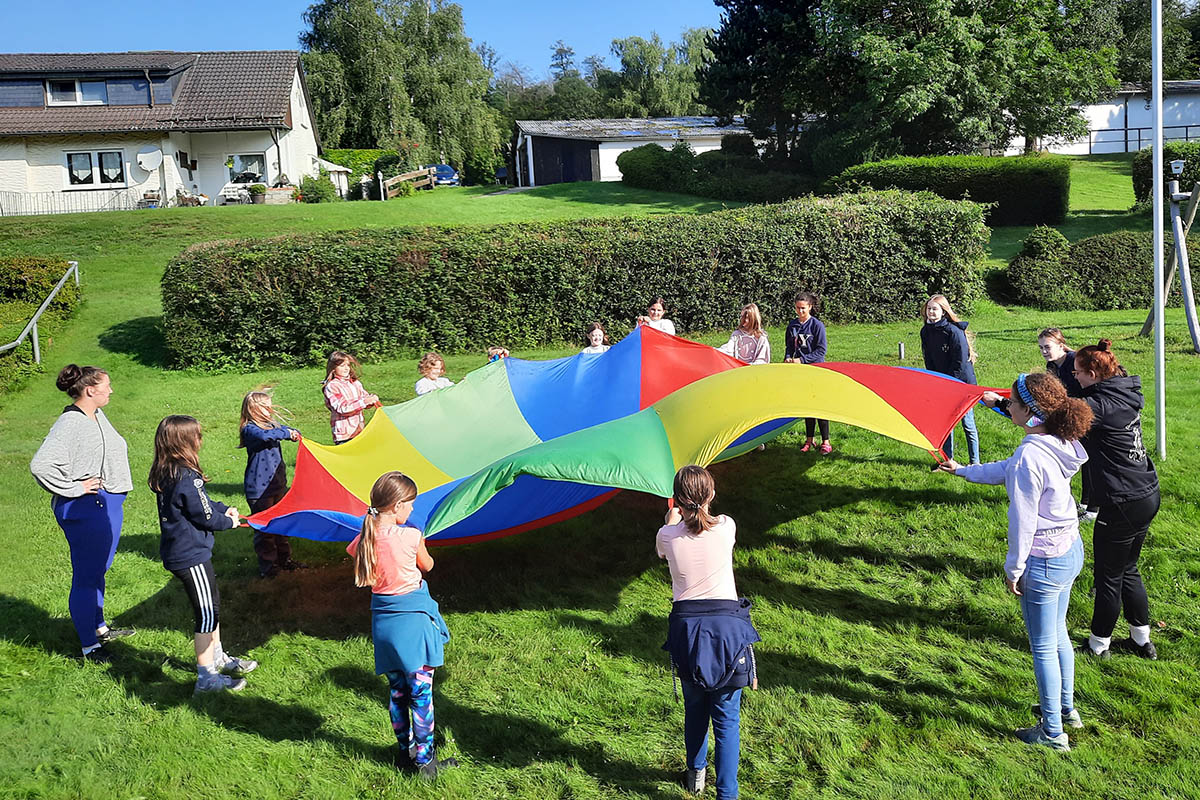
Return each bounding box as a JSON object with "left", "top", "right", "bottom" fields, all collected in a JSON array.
[
  {"left": 944, "top": 408, "right": 980, "bottom": 464},
  {"left": 53, "top": 490, "right": 125, "bottom": 648},
  {"left": 681, "top": 679, "right": 742, "bottom": 799},
  {"left": 1019, "top": 536, "right": 1084, "bottom": 737}
]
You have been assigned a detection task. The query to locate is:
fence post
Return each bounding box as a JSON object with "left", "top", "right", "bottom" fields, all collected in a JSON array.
[
  {"left": 71, "top": 260, "right": 79, "bottom": 286},
  {"left": 31, "top": 320, "right": 40, "bottom": 363},
  {"left": 377, "top": 171, "right": 385, "bottom": 201}
]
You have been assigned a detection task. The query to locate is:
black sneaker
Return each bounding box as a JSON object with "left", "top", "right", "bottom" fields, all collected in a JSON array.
[
  {"left": 280, "top": 560, "right": 309, "bottom": 571},
  {"left": 417, "top": 753, "right": 459, "bottom": 781},
  {"left": 1113, "top": 638, "right": 1158, "bottom": 660},
  {"left": 259, "top": 565, "right": 280, "bottom": 579},
  {"left": 1077, "top": 640, "right": 1110, "bottom": 659},
  {"left": 97, "top": 627, "right": 135, "bottom": 644},
  {"left": 82, "top": 647, "right": 112, "bottom": 664}
]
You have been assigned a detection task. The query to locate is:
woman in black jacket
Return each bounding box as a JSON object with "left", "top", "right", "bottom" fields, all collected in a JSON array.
[
  {"left": 1073, "top": 340, "right": 1160, "bottom": 660},
  {"left": 920, "top": 295, "right": 980, "bottom": 464}
]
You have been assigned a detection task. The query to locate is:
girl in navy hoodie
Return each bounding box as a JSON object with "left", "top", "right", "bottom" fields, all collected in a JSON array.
[
  {"left": 784, "top": 292, "right": 831, "bottom": 453},
  {"left": 239, "top": 391, "right": 302, "bottom": 578},
  {"left": 921, "top": 294, "right": 981, "bottom": 464},
  {"left": 150, "top": 415, "right": 257, "bottom": 694}
]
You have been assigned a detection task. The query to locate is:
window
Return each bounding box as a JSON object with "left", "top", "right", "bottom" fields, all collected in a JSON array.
[
  {"left": 227, "top": 153, "right": 266, "bottom": 182},
  {"left": 64, "top": 150, "right": 125, "bottom": 189},
  {"left": 45, "top": 79, "right": 108, "bottom": 106}
]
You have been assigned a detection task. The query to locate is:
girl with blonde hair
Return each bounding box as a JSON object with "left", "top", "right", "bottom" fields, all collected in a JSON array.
[
  {"left": 239, "top": 390, "right": 302, "bottom": 578},
  {"left": 718, "top": 303, "right": 770, "bottom": 364},
  {"left": 347, "top": 471, "right": 455, "bottom": 779},
  {"left": 921, "top": 294, "right": 981, "bottom": 464}
]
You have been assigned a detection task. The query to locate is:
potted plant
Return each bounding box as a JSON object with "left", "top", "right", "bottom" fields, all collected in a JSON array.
[{"left": 248, "top": 183, "right": 267, "bottom": 204}]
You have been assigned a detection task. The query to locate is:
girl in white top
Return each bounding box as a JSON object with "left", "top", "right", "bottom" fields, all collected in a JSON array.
[
  {"left": 637, "top": 296, "right": 677, "bottom": 336},
  {"left": 656, "top": 465, "right": 738, "bottom": 602},
  {"left": 581, "top": 322, "right": 611, "bottom": 354},
  {"left": 718, "top": 303, "right": 771, "bottom": 364},
  {"left": 414, "top": 351, "right": 454, "bottom": 396}
]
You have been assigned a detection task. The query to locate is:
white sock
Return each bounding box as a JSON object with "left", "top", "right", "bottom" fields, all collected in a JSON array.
[
  {"left": 82, "top": 643, "right": 101, "bottom": 655},
  {"left": 1089, "top": 634, "right": 1111, "bottom": 654},
  {"left": 1130, "top": 625, "right": 1151, "bottom": 646},
  {"left": 95, "top": 625, "right": 109, "bottom": 636}
]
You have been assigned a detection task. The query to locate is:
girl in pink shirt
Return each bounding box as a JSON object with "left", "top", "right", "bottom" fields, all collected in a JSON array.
[
  {"left": 346, "top": 471, "right": 455, "bottom": 779},
  {"left": 322, "top": 351, "right": 379, "bottom": 444}
]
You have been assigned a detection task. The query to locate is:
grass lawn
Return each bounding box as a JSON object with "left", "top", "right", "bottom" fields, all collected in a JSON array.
[{"left": 2, "top": 181, "right": 1199, "bottom": 799}]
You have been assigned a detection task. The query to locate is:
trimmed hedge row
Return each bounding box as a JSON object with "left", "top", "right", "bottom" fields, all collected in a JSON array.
[
  {"left": 1006, "top": 228, "right": 1185, "bottom": 310},
  {"left": 0, "top": 257, "right": 80, "bottom": 393},
  {"left": 617, "top": 143, "right": 817, "bottom": 204},
  {"left": 322, "top": 148, "right": 396, "bottom": 183},
  {"left": 1131, "top": 142, "right": 1200, "bottom": 202},
  {"left": 828, "top": 155, "right": 1071, "bottom": 226},
  {"left": 162, "top": 191, "right": 988, "bottom": 369}
]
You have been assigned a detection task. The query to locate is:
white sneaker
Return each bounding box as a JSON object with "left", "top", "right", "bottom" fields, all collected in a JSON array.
[{"left": 194, "top": 673, "right": 247, "bottom": 694}]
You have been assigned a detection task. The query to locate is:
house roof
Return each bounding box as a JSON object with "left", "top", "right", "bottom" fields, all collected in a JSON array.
[
  {"left": 0, "top": 50, "right": 302, "bottom": 135},
  {"left": 1117, "top": 80, "right": 1200, "bottom": 95},
  {"left": 515, "top": 116, "right": 748, "bottom": 142}
]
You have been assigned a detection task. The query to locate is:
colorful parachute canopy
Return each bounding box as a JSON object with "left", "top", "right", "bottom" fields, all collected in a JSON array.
[{"left": 248, "top": 326, "right": 991, "bottom": 545}]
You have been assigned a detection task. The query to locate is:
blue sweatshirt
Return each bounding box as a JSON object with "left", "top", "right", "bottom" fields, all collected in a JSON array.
[
  {"left": 156, "top": 467, "right": 234, "bottom": 571},
  {"left": 784, "top": 317, "right": 827, "bottom": 363},
  {"left": 663, "top": 597, "right": 760, "bottom": 690},
  {"left": 921, "top": 317, "right": 977, "bottom": 384},
  {"left": 240, "top": 423, "right": 297, "bottom": 501}
]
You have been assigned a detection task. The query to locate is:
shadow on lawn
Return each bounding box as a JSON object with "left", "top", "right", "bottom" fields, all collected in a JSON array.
[
  {"left": 326, "top": 663, "right": 679, "bottom": 798},
  {"left": 97, "top": 315, "right": 169, "bottom": 368}
]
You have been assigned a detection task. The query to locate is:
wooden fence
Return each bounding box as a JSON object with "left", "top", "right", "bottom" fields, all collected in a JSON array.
[{"left": 377, "top": 167, "right": 436, "bottom": 200}]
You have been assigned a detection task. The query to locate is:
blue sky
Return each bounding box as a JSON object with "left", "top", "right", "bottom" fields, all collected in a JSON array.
[{"left": 1, "top": 0, "right": 723, "bottom": 80}]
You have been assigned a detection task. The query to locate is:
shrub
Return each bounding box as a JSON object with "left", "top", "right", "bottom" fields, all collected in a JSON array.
[
  {"left": 248, "top": 183, "right": 267, "bottom": 195},
  {"left": 324, "top": 148, "right": 394, "bottom": 182},
  {"left": 829, "top": 155, "right": 1071, "bottom": 226},
  {"left": 1006, "top": 227, "right": 1086, "bottom": 310},
  {"left": 0, "top": 257, "right": 81, "bottom": 393},
  {"left": 720, "top": 133, "right": 758, "bottom": 158},
  {"left": 615, "top": 143, "right": 671, "bottom": 190},
  {"left": 162, "top": 190, "right": 987, "bottom": 370},
  {"left": 299, "top": 173, "right": 339, "bottom": 204},
  {"left": 1131, "top": 141, "right": 1200, "bottom": 202},
  {"left": 373, "top": 151, "right": 415, "bottom": 181},
  {"left": 617, "top": 142, "right": 815, "bottom": 203}
]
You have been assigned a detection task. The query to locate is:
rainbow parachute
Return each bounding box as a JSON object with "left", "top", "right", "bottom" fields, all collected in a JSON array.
[{"left": 249, "top": 327, "right": 988, "bottom": 545}]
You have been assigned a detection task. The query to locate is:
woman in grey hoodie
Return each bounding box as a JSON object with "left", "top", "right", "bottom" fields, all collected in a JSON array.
[
  {"left": 939, "top": 372, "right": 1093, "bottom": 752},
  {"left": 30, "top": 365, "right": 134, "bottom": 663}
]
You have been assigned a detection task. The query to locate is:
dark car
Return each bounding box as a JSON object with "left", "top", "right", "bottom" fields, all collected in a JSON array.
[{"left": 423, "top": 163, "right": 461, "bottom": 186}]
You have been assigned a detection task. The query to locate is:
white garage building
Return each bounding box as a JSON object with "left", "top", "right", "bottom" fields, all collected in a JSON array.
[{"left": 513, "top": 116, "right": 749, "bottom": 186}]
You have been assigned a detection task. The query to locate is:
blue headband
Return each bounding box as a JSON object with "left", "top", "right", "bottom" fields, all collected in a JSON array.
[{"left": 1015, "top": 374, "right": 1047, "bottom": 427}]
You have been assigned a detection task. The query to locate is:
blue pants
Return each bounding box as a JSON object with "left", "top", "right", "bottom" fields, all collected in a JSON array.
[
  {"left": 943, "top": 408, "right": 980, "bottom": 464},
  {"left": 681, "top": 679, "right": 742, "bottom": 800},
  {"left": 53, "top": 489, "right": 125, "bottom": 649},
  {"left": 1019, "top": 537, "right": 1084, "bottom": 737}
]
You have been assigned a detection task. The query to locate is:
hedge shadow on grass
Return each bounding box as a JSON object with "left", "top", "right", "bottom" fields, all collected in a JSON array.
[
  {"left": 97, "top": 315, "right": 169, "bottom": 368},
  {"left": 327, "top": 663, "right": 680, "bottom": 798}
]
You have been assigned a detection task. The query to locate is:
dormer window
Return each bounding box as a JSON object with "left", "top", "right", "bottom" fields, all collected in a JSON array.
[{"left": 46, "top": 79, "right": 108, "bottom": 106}]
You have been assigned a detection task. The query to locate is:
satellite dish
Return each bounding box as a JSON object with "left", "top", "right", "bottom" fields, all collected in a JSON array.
[{"left": 136, "top": 147, "right": 163, "bottom": 172}]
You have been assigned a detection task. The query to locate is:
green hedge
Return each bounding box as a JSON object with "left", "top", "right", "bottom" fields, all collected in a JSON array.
[
  {"left": 1131, "top": 142, "right": 1200, "bottom": 202},
  {"left": 0, "top": 257, "right": 80, "bottom": 393},
  {"left": 616, "top": 142, "right": 816, "bottom": 204},
  {"left": 1006, "top": 228, "right": 1186, "bottom": 310},
  {"left": 162, "top": 191, "right": 987, "bottom": 369},
  {"left": 829, "top": 155, "right": 1071, "bottom": 226},
  {"left": 322, "top": 148, "right": 395, "bottom": 183}
]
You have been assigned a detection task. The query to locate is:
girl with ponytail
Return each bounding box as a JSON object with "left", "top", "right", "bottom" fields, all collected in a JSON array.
[
  {"left": 347, "top": 471, "right": 455, "bottom": 779},
  {"left": 657, "top": 466, "right": 759, "bottom": 797},
  {"left": 940, "top": 372, "right": 1093, "bottom": 752},
  {"left": 1072, "top": 339, "right": 1160, "bottom": 661}
]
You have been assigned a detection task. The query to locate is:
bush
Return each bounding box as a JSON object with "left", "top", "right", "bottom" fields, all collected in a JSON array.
[
  {"left": 299, "top": 173, "right": 339, "bottom": 204},
  {"left": 162, "top": 190, "right": 987, "bottom": 370},
  {"left": 617, "top": 142, "right": 816, "bottom": 203},
  {"left": 0, "top": 257, "right": 81, "bottom": 393},
  {"left": 720, "top": 133, "right": 758, "bottom": 158},
  {"left": 1005, "top": 227, "right": 1188, "bottom": 311},
  {"left": 248, "top": 183, "right": 267, "bottom": 195},
  {"left": 1131, "top": 141, "right": 1200, "bottom": 202},
  {"left": 829, "top": 155, "right": 1071, "bottom": 226},
  {"left": 324, "top": 148, "right": 394, "bottom": 182}
]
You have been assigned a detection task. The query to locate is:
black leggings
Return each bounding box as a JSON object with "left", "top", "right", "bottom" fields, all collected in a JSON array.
[
  {"left": 805, "top": 418, "right": 829, "bottom": 441},
  {"left": 171, "top": 559, "right": 220, "bottom": 634},
  {"left": 1091, "top": 490, "right": 1160, "bottom": 637}
]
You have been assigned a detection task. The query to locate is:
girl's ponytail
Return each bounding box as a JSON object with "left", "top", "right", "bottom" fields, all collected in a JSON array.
[
  {"left": 673, "top": 465, "right": 719, "bottom": 535},
  {"left": 353, "top": 508, "right": 380, "bottom": 588}
]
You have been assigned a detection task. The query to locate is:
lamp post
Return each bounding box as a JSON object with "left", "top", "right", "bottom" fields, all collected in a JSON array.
[{"left": 1152, "top": 0, "right": 1166, "bottom": 460}]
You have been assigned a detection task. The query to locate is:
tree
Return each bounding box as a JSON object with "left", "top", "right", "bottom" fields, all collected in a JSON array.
[
  {"left": 547, "top": 73, "right": 601, "bottom": 119},
  {"left": 1109, "top": 0, "right": 1195, "bottom": 86},
  {"left": 607, "top": 32, "right": 712, "bottom": 117},
  {"left": 550, "top": 40, "right": 577, "bottom": 80},
  {"left": 581, "top": 54, "right": 608, "bottom": 87},
  {"left": 300, "top": 50, "right": 350, "bottom": 147}
]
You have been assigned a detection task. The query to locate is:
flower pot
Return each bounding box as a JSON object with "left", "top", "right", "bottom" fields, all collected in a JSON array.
[{"left": 251, "top": 194, "right": 266, "bottom": 204}]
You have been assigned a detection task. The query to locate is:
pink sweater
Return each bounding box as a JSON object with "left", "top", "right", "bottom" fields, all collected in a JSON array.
[
  {"left": 656, "top": 515, "right": 738, "bottom": 601},
  {"left": 323, "top": 377, "right": 373, "bottom": 442}
]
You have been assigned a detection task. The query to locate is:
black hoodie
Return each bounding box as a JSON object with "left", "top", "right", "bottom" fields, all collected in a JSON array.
[{"left": 1080, "top": 375, "right": 1159, "bottom": 505}]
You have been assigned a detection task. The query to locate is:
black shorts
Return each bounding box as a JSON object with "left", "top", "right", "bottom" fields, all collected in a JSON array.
[{"left": 171, "top": 559, "right": 220, "bottom": 633}]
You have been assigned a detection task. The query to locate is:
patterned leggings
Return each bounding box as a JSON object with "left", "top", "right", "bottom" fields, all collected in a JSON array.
[{"left": 387, "top": 667, "right": 435, "bottom": 764}]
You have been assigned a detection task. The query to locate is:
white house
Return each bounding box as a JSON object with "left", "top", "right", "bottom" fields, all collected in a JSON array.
[
  {"left": 0, "top": 50, "right": 322, "bottom": 213},
  {"left": 1012, "top": 81, "right": 1200, "bottom": 155},
  {"left": 513, "top": 116, "right": 749, "bottom": 186}
]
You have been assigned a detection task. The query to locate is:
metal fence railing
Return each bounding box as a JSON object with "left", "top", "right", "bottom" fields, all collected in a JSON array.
[
  {"left": 0, "top": 261, "right": 80, "bottom": 363},
  {"left": 1083, "top": 124, "right": 1200, "bottom": 154},
  {"left": 0, "top": 188, "right": 144, "bottom": 217}
]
